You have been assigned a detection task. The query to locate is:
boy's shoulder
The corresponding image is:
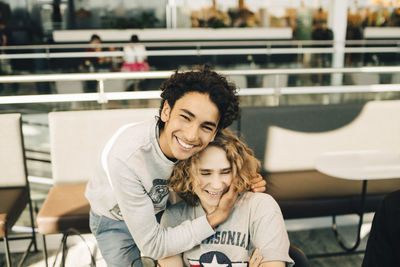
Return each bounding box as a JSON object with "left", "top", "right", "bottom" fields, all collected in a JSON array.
[{"left": 111, "top": 119, "right": 155, "bottom": 150}]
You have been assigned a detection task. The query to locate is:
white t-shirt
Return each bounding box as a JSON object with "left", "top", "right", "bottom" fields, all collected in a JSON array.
[
  {"left": 123, "top": 43, "right": 147, "bottom": 63},
  {"left": 161, "top": 192, "right": 294, "bottom": 267}
]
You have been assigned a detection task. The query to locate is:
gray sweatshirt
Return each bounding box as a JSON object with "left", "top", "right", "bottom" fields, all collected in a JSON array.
[{"left": 85, "top": 119, "right": 214, "bottom": 259}]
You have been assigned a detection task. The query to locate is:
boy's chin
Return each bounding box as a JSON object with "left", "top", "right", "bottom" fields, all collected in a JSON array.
[{"left": 173, "top": 150, "right": 200, "bottom": 160}]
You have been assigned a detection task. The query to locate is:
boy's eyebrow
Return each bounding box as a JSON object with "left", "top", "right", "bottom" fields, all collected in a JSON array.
[
  {"left": 181, "top": 109, "right": 217, "bottom": 128},
  {"left": 181, "top": 109, "right": 195, "bottom": 118}
]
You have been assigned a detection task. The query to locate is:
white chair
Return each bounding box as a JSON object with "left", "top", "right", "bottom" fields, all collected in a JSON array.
[
  {"left": 36, "top": 108, "right": 158, "bottom": 266},
  {"left": 0, "top": 114, "right": 37, "bottom": 267}
]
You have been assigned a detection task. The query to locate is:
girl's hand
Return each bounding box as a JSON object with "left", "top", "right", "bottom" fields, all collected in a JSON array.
[{"left": 249, "top": 248, "right": 264, "bottom": 267}]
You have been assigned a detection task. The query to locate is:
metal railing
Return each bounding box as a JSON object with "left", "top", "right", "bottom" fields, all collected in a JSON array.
[
  {"left": 0, "top": 39, "right": 399, "bottom": 60},
  {"left": 1, "top": 66, "right": 400, "bottom": 105}
]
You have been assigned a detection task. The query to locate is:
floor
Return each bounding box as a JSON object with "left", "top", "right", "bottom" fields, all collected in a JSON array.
[
  {"left": 0, "top": 206, "right": 370, "bottom": 266},
  {"left": 0, "top": 228, "right": 368, "bottom": 267}
]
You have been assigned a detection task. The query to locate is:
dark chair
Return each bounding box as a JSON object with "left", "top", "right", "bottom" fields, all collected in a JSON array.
[
  {"left": 289, "top": 245, "right": 310, "bottom": 267},
  {"left": 0, "top": 113, "right": 37, "bottom": 267}
]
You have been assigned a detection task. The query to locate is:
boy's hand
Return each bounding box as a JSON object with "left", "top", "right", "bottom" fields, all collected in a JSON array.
[
  {"left": 251, "top": 174, "right": 267, "bottom": 193},
  {"left": 206, "top": 182, "right": 238, "bottom": 228}
]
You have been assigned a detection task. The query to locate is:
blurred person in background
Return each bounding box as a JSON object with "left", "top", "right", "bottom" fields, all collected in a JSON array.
[
  {"left": 362, "top": 190, "right": 400, "bottom": 267},
  {"left": 121, "top": 34, "right": 150, "bottom": 91},
  {"left": 81, "top": 34, "right": 112, "bottom": 92}
]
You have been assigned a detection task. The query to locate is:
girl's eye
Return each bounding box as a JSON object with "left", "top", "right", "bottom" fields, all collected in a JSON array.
[
  {"left": 200, "top": 172, "right": 211, "bottom": 176},
  {"left": 221, "top": 170, "right": 231, "bottom": 175}
]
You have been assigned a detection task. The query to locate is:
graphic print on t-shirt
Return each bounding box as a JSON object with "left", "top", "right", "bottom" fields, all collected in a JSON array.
[
  {"left": 188, "top": 251, "right": 247, "bottom": 267},
  {"left": 109, "top": 203, "right": 123, "bottom": 220},
  {"left": 147, "top": 179, "right": 169, "bottom": 209}
]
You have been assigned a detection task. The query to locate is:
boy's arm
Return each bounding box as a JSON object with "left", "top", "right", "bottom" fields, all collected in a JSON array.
[
  {"left": 110, "top": 159, "right": 216, "bottom": 260},
  {"left": 158, "top": 255, "right": 184, "bottom": 267}
]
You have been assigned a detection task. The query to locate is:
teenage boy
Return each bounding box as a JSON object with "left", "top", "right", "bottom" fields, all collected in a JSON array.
[{"left": 85, "top": 65, "right": 266, "bottom": 266}]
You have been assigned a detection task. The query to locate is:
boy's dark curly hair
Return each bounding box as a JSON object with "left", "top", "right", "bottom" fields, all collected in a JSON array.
[{"left": 158, "top": 65, "right": 239, "bottom": 130}]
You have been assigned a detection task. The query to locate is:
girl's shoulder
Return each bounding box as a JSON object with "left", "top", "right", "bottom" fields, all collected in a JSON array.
[
  {"left": 239, "top": 191, "right": 277, "bottom": 205},
  {"left": 237, "top": 192, "right": 282, "bottom": 216}
]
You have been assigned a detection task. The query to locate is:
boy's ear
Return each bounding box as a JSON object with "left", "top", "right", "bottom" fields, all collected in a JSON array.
[{"left": 161, "top": 100, "right": 171, "bottom": 122}]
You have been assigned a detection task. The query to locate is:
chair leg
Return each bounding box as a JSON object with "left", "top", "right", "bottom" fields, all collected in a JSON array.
[
  {"left": 61, "top": 233, "right": 68, "bottom": 267},
  {"left": 17, "top": 237, "right": 35, "bottom": 267},
  {"left": 3, "top": 234, "right": 12, "bottom": 267},
  {"left": 42, "top": 234, "right": 49, "bottom": 267},
  {"left": 27, "top": 196, "right": 38, "bottom": 252}
]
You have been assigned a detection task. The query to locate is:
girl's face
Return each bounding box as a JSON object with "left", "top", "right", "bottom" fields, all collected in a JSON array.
[{"left": 193, "top": 146, "right": 233, "bottom": 214}]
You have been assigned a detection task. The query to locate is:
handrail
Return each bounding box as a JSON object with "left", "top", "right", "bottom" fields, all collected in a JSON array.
[
  {"left": 0, "top": 66, "right": 399, "bottom": 84},
  {"left": 0, "top": 67, "right": 399, "bottom": 105},
  {"left": 0, "top": 39, "right": 399, "bottom": 50},
  {"left": 0, "top": 45, "right": 399, "bottom": 60},
  {"left": 1, "top": 85, "right": 399, "bottom": 105}
]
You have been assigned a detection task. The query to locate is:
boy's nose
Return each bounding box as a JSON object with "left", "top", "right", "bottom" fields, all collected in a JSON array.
[{"left": 183, "top": 124, "right": 199, "bottom": 142}]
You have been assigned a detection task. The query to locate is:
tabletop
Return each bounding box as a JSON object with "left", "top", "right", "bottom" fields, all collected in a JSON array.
[{"left": 315, "top": 150, "right": 400, "bottom": 180}]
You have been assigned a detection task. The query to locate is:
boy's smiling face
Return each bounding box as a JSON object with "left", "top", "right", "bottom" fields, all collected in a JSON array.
[{"left": 159, "top": 92, "right": 220, "bottom": 161}]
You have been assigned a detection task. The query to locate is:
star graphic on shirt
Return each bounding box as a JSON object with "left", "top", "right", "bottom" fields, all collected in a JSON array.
[{"left": 202, "top": 255, "right": 229, "bottom": 267}]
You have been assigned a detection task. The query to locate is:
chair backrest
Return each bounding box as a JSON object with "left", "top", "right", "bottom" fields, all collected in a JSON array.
[
  {"left": 0, "top": 113, "right": 27, "bottom": 187},
  {"left": 48, "top": 108, "right": 158, "bottom": 186},
  {"left": 289, "top": 245, "right": 310, "bottom": 267},
  {"left": 263, "top": 100, "right": 400, "bottom": 172},
  {"left": 240, "top": 100, "right": 400, "bottom": 173}
]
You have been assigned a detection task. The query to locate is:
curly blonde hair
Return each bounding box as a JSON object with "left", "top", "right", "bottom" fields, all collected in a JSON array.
[{"left": 167, "top": 129, "right": 261, "bottom": 206}]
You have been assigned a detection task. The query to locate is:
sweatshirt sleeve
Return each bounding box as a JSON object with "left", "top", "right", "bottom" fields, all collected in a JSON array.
[{"left": 109, "top": 157, "right": 215, "bottom": 259}]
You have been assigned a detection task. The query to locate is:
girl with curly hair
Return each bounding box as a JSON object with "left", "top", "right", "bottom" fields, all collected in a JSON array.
[{"left": 159, "top": 129, "right": 293, "bottom": 267}]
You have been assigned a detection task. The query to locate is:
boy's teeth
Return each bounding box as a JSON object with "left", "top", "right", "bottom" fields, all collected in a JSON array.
[{"left": 177, "top": 138, "right": 194, "bottom": 149}]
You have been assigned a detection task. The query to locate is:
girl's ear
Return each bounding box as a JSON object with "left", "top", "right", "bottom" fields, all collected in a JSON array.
[{"left": 161, "top": 101, "right": 171, "bottom": 122}]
